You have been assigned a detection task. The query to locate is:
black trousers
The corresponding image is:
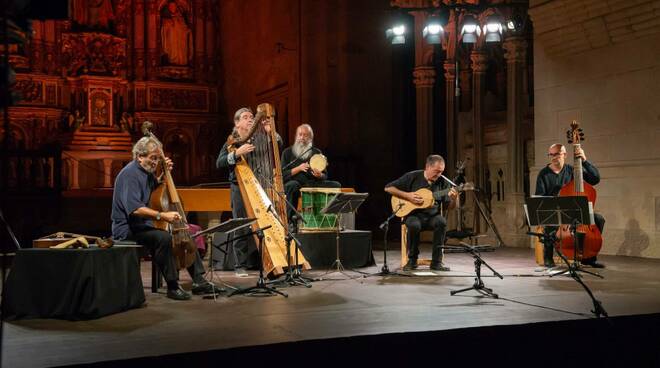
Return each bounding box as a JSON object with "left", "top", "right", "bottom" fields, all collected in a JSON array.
[
  {"left": 284, "top": 178, "right": 341, "bottom": 221},
  {"left": 404, "top": 212, "right": 447, "bottom": 264},
  {"left": 133, "top": 228, "right": 206, "bottom": 288},
  {"left": 542, "top": 213, "right": 605, "bottom": 263},
  {"left": 230, "top": 183, "right": 257, "bottom": 269}
]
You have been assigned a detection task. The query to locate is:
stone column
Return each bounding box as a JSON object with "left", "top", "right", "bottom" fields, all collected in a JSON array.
[
  {"left": 444, "top": 61, "right": 457, "bottom": 173},
  {"left": 102, "top": 159, "right": 113, "bottom": 188},
  {"left": 70, "top": 158, "right": 80, "bottom": 190},
  {"left": 410, "top": 10, "right": 436, "bottom": 167},
  {"left": 413, "top": 66, "right": 436, "bottom": 166},
  {"left": 503, "top": 36, "right": 528, "bottom": 246},
  {"left": 470, "top": 50, "right": 488, "bottom": 233},
  {"left": 134, "top": 0, "right": 146, "bottom": 81},
  {"left": 146, "top": 1, "right": 159, "bottom": 80}
]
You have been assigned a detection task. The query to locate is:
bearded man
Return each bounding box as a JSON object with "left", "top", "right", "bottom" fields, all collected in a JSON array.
[
  {"left": 280, "top": 124, "right": 341, "bottom": 222},
  {"left": 112, "top": 136, "right": 215, "bottom": 300}
]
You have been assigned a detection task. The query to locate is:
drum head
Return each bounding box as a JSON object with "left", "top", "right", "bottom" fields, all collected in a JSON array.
[{"left": 309, "top": 153, "right": 327, "bottom": 172}]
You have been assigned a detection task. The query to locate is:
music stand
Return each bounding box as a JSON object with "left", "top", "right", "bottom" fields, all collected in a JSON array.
[
  {"left": 318, "top": 192, "right": 368, "bottom": 279},
  {"left": 193, "top": 218, "right": 256, "bottom": 300},
  {"left": 524, "top": 195, "right": 601, "bottom": 277},
  {"left": 524, "top": 196, "right": 608, "bottom": 318}
]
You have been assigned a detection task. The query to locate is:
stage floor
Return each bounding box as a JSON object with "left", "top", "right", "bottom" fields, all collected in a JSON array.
[{"left": 3, "top": 246, "right": 660, "bottom": 367}]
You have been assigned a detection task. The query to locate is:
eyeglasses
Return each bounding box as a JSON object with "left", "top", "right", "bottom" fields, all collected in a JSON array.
[{"left": 547, "top": 152, "right": 563, "bottom": 157}]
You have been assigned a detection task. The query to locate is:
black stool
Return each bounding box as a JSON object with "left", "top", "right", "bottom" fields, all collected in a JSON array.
[{"left": 114, "top": 240, "right": 162, "bottom": 293}]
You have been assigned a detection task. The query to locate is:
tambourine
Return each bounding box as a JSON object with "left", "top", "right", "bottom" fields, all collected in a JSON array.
[{"left": 309, "top": 153, "right": 327, "bottom": 172}]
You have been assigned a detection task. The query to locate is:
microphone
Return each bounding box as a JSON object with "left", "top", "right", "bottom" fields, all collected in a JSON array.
[
  {"left": 282, "top": 146, "right": 315, "bottom": 171},
  {"left": 440, "top": 174, "right": 458, "bottom": 187}
]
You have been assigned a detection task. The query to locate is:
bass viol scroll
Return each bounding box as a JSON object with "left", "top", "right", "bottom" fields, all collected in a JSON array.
[
  {"left": 143, "top": 121, "right": 197, "bottom": 269},
  {"left": 228, "top": 103, "right": 310, "bottom": 277}
]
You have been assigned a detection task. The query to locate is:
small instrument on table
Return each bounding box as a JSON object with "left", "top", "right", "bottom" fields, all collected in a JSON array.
[
  {"left": 33, "top": 232, "right": 113, "bottom": 249},
  {"left": 391, "top": 182, "right": 474, "bottom": 217}
]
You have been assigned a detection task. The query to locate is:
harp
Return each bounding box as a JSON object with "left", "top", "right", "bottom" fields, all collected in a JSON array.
[{"left": 232, "top": 103, "right": 310, "bottom": 277}]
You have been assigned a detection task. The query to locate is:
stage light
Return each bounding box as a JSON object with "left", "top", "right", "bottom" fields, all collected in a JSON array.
[
  {"left": 461, "top": 15, "right": 480, "bottom": 44},
  {"left": 422, "top": 14, "right": 444, "bottom": 45},
  {"left": 484, "top": 15, "right": 503, "bottom": 43},
  {"left": 386, "top": 24, "right": 406, "bottom": 45}
]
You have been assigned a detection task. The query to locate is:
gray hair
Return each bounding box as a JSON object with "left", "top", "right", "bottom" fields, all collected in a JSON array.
[
  {"left": 425, "top": 154, "right": 445, "bottom": 167},
  {"left": 297, "top": 123, "right": 314, "bottom": 140},
  {"left": 233, "top": 107, "right": 253, "bottom": 122},
  {"left": 132, "top": 137, "right": 160, "bottom": 160}
]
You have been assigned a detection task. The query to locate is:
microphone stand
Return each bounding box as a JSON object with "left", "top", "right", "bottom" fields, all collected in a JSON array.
[
  {"left": 373, "top": 203, "right": 404, "bottom": 275},
  {"left": 267, "top": 206, "right": 312, "bottom": 288},
  {"left": 527, "top": 231, "right": 608, "bottom": 319},
  {"left": 252, "top": 171, "right": 312, "bottom": 285}
]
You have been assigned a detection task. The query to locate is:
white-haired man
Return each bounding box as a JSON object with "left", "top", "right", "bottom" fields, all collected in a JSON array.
[
  {"left": 280, "top": 123, "right": 341, "bottom": 222},
  {"left": 112, "top": 136, "right": 215, "bottom": 300}
]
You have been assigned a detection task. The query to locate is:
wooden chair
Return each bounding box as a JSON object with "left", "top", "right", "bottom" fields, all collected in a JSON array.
[{"left": 400, "top": 223, "right": 433, "bottom": 268}]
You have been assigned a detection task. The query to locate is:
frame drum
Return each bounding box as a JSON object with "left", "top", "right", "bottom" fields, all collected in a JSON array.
[{"left": 309, "top": 153, "right": 327, "bottom": 173}]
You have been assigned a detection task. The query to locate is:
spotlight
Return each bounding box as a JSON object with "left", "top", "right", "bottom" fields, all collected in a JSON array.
[
  {"left": 423, "top": 14, "right": 444, "bottom": 44},
  {"left": 461, "top": 14, "right": 480, "bottom": 44},
  {"left": 386, "top": 24, "right": 406, "bottom": 45},
  {"left": 484, "top": 15, "right": 503, "bottom": 43}
]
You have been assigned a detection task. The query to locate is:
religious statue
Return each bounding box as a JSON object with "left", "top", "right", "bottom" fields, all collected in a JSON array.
[
  {"left": 68, "top": 109, "right": 86, "bottom": 131},
  {"left": 119, "top": 112, "right": 134, "bottom": 133},
  {"left": 160, "top": 1, "right": 193, "bottom": 66},
  {"left": 72, "top": 0, "right": 115, "bottom": 29}
]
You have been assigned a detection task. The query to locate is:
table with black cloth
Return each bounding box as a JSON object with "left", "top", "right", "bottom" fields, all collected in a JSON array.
[{"left": 2, "top": 246, "right": 145, "bottom": 320}]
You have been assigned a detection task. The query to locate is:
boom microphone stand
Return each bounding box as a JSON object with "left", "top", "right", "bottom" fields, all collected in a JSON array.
[
  {"left": 374, "top": 203, "right": 404, "bottom": 275},
  {"left": 446, "top": 243, "right": 502, "bottom": 298},
  {"left": 228, "top": 225, "right": 288, "bottom": 298},
  {"left": 252, "top": 171, "right": 312, "bottom": 285},
  {"left": 527, "top": 231, "right": 608, "bottom": 318},
  {"left": 267, "top": 207, "right": 312, "bottom": 288}
]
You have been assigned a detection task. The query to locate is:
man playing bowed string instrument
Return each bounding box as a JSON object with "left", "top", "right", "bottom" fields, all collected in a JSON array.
[
  {"left": 111, "top": 136, "right": 216, "bottom": 300},
  {"left": 535, "top": 143, "right": 605, "bottom": 268}
]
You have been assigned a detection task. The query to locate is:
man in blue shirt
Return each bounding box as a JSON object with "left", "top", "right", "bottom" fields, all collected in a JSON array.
[
  {"left": 385, "top": 155, "right": 458, "bottom": 271},
  {"left": 112, "top": 136, "right": 215, "bottom": 300}
]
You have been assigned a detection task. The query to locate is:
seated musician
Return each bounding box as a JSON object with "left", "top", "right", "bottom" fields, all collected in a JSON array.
[
  {"left": 384, "top": 154, "right": 458, "bottom": 271},
  {"left": 111, "top": 136, "right": 215, "bottom": 301},
  {"left": 281, "top": 123, "right": 341, "bottom": 222},
  {"left": 535, "top": 143, "right": 605, "bottom": 268}
]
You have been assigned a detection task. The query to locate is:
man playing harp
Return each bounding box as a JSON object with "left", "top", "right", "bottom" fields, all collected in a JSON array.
[{"left": 216, "top": 106, "right": 285, "bottom": 276}]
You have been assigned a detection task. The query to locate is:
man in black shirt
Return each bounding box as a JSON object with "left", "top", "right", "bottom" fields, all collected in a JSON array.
[
  {"left": 280, "top": 124, "right": 341, "bottom": 222},
  {"left": 534, "top": 143, "right": 605, "bottom": 268},
  {"left": 112, "top": 136, "right": 215, "bottom": 300},
  {"left": 216, "top": 107, "right": 260, "bottom": 276},
  {"left": 385, "top": 155, "right": 458, "bottom": 271}
]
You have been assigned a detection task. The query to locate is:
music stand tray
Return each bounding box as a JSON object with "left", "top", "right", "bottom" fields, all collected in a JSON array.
[
  {"left": 524, "top": 196, "right": 601, "bottom": 277},
  {"left": 524, "top": 196, "right": 593, "bottom": 227},
  {"left": 192, "top": 218, "right": 256, "bottom": 239},
  {"left": 319, "top": 193, "right": 368, "bottom": 279}
]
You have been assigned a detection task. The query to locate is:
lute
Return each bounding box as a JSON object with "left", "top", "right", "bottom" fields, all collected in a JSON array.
[{"left": 391, "top": 182, "right": 474, "bottom": 217}]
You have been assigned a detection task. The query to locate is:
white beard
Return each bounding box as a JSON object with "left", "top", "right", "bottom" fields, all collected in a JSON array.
[{"left": 292, "top": 141, "right": 313, "bottom": 160}]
